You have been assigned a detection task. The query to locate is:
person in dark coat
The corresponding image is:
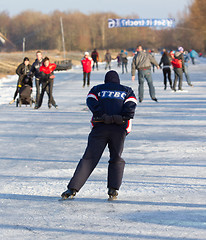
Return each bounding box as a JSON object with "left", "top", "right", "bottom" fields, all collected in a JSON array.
[
  {"left": 61, "top": 70, "right": 137, "bottom": 200},
  {"left": 159, "top": 49, "right": 173, "bottom": 90},
  {"left": 9, "top": 57, "right": 31, "bottom": 104},
  {"left": 91, "top": 49, "right": 99, "bottom": 70},
  {"left": 27, "top": 50, "right": 43, "bottom": 108}
]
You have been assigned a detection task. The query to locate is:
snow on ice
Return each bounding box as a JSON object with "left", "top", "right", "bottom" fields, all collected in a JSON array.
[{"left": 0, "top": 56, "right": 206, "bottom": 239}]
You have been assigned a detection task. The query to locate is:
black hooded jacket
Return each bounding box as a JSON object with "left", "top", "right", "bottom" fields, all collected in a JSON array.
[
  {"left": 86, "top": 70, "right": 137, "bottom": 133},
  {"left": 28, "top": 58, "right": 43, "bottom": 79},
  {"left": 159, "top": 53, "right": 172, "bottom": 67},
  {"left": 16, "top": 62, "right": 31, "bottom": 84}
]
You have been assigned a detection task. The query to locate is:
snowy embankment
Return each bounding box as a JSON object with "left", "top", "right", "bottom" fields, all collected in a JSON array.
[{"left": 0, "top": 56, "right": 206, "bottom": 240}]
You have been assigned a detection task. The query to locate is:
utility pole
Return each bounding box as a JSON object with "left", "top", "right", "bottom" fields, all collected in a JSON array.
[
  {"left": 60, "top": 17, "right": 66, "bottom": 59},
  {"left": 23, "top": 37, "right": 26, "bottom": 53},
  {"left": 101, "top": 18, "right": 105, "bottom": 49}
]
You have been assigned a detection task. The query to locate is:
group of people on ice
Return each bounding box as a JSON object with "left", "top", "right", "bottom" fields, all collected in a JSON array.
[
  {"left": 81, "top": 48, "right": 129, "bottom": 87},
  {"left": 80, "top": 48, "right": 119, "bottom": 87},
  {"left": 131, "top": 45, "right": 199, "bottom": 103},
  {"left": 9, "top": 50, "right": 58, "bottom": 109},
  {"left": 10, "top": 46, "right": 199, "bottom": 108},
  {"left": 9, "top": 49, "right": 138, "bottom": 200},
  {"left": 159, "top": 47, "right": 195, "bottom": 92}
]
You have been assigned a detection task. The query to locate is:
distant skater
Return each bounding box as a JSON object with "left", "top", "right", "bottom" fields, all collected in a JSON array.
[
  {"left": 171, "top": 48, "right": 185, "bottom": 91},
  {"left": 105, "top": 50, "right": 112, "bottom": 70},
  {"left": 159, "top": 49, "right": 172, "bottom": 90},
  {"left": 120, "top": 49, "right": 128, "bottom": 74},
  {"left": 189, "top": 49, "right": 198, "bottom": 65},
  {"left": 131, "top": 45, "right": 159, "bottom": 102},
  {"left": 183, "top": 50, "right": 193, "bottom": 86},
  {"left": 91, "top": 49, "right": 99, "bottom": 70},
  {"left": 81, "top": 52, "right": 93, "bottom": 87}
]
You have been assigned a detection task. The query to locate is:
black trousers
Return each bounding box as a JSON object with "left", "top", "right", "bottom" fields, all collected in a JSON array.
[
  {"left": 92, "top": 61, "right": 98, "bottom": 70},
  {"left": 163, "top": 67, "right": 172, "bottom": 88},
  {"left": 38, "top": 79, "right": 56, "bottom": 108},
  {"left": 13, "top": 79, "right": 21, "bottom": 100},
  {"left": 35, "top": 78, "right": 41, "bottom": 104},
  {"left": 68, "top": 124, "right": 127, "bottom": 191},
  {"left": 83, "top": 72, "right": 91, "bottom": 86}
]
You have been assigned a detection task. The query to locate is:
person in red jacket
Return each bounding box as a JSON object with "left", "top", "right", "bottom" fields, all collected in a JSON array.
[
  {"left": 81, "top": 52, "right": 93, "bottom": 87},
  {"left": 37, "top": 57, "right": 58, "bottom": 109},
  {"left": 171, "top": 50, "right": 184, "bottom": 91}
]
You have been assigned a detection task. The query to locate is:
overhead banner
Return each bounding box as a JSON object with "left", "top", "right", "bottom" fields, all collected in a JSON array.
[{"left": 108, "top": 18, "right": 175, "bottom": 28}]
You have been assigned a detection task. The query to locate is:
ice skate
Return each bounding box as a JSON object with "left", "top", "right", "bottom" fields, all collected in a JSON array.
[
  {"left": 9, "top": 99, "right": 15, "bottom": 104},
  {"left": 108, "top": 188, "right": 118, "bottom": 201},
  {"left": 60, "top": 189, "right": 76, "bottom": 200},
  {"left": 152, "top": 98, "right": 158, "bottom": 102}
]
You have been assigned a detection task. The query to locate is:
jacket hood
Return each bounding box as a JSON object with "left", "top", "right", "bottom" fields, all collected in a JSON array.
[{"left": 104, "top": 70, "right": 120, "bottom": 84}]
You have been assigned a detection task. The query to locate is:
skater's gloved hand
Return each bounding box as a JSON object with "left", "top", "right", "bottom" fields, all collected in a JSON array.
[
  {"left": 102, "top": 114, "right": 113, "bottom": 124},
  {"left": 113, "top": 115, "right": 124, "bottom": 125},
  {"left": 18, "top": 84, "right": 22, "bottom": 88}
]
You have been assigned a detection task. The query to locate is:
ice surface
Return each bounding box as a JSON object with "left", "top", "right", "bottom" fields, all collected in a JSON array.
[{"left": 0, "top": 56, "right": 206, "bottom": 239}]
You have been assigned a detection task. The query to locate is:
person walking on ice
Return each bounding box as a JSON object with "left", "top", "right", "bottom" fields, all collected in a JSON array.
[
  {"left": 81, "top": 52, "right": 93, "bottom": 87},
  {"left": 61, "top": 70, "right": 137, "bottom": 200},
  {"left": 104, "top": 49, "right": 112, "bottom": 70},
  {"left": 9, "top": 57, "right": 31, "bottom": 104},
  {"left": 27, "top": 50, "right": 43, "bottom": 109},
  {"left": 91, "top": 48, "right": 99, "bottom": 70},
  {"left": 183, "top": 50, "right": 193, "bottom": 87},
  {"left": 171, "top": 48, "right": 185, "bottom": 91},
  {"left": 131, "top": 45, "right": 159, "bottom": 103},
  {"left": 159, "top": 49, "right": 173, "bottom": 90}
]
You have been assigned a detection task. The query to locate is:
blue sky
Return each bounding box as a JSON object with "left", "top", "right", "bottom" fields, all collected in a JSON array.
[{"left": 1, "top": 0, "right": 191, "bottom": 18}]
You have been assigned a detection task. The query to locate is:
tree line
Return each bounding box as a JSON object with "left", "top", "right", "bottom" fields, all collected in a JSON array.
[{"left": 0, "top": 0, "right": 205, "bottom": 53}]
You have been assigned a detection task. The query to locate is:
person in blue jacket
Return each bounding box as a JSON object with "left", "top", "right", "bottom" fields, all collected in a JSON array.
[
  {"left": 61, "top": 70, "right": 137, "bottom": 200},
  {"left": 189, "top": 49, "right": 198, "bottom": 65}
]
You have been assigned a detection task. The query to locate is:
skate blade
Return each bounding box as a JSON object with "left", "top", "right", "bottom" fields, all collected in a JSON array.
[
  {"left": 108, "top": 195, "right": 117, "bottom": 201},
  {"left": 59, "top": 195, "right": 75, "bottom": 201}
]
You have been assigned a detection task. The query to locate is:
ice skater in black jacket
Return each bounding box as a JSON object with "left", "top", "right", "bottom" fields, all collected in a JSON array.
[
  {"left": 9, "top": 57, "right": 32, "bottom": 104},
  {"left": 159, "top": 49, "right": 173, "bottom": 90},
  {"left": 61, "top": 70, "right": 137, "bottom": 200},
  {"left": 27, "top": 50, "right": 43, "bottom": 108}
]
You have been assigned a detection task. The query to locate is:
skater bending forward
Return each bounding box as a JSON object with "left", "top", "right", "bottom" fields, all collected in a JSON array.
[{"left": 61, "top": 70, "right": 137, "bottom": 200}]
